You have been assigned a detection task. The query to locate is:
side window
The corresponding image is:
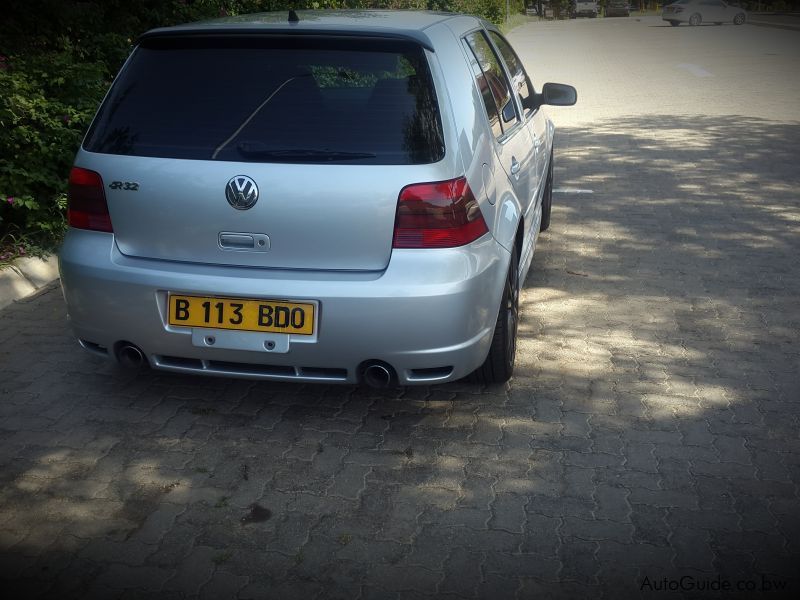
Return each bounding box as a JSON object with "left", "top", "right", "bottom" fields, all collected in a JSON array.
[
  {"left": 489, "top": 31, "right": 535, "bottom": 117},
  {"left": 464, "top": 31, "right": 519, "bottom": 140}
]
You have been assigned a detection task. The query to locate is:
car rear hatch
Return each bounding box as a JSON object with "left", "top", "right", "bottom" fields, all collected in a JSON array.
[{"left": 80, "top": 34, "right": 447, "bottom": 271}]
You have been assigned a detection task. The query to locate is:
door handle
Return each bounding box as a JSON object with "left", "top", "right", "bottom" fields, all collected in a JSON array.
[{"left": 510, "top": 157, "right": 521, "bottom": 176}]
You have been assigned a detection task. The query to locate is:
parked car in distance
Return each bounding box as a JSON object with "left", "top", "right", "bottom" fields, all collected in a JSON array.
[
  {"left": 606, "top": 1, "right": 631, "bottom": 17},
  {"left": 574, "top": 1, "right": 599, "bottom": 17},
  {"left": 662, "top": 0, "right": 747, "bottom": 26},
  {"left": 60, "top": 10, "right": 576, "bottom": 387}
]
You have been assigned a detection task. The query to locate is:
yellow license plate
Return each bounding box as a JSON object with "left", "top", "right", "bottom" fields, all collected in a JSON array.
[{"left": 168, "top": 294, "right": 315, "bottom": 335}]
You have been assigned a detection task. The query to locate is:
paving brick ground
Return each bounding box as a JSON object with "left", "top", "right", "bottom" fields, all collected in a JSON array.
[{"left": 1, "top": 16, "right": 799, "bottom": 600}]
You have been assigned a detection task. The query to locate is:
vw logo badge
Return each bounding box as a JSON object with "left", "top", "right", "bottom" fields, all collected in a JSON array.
[{"left": 225, "top": 175, "right": 259, "bottom": 210}]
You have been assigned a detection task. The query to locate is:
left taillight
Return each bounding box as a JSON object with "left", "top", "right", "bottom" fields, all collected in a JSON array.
[{"left": 67, "top": 167, "right": 113, "bottom": 233}]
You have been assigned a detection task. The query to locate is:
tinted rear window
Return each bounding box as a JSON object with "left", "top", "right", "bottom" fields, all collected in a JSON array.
[{"left": 84, "top": 36, "right": 445, "bottom": 165}]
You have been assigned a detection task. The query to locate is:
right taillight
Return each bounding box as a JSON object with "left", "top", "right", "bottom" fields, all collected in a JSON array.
[
  {"left": 392, "top": 176, "right": 488, "bottom": 249},
  {"left": 67, "top": 167, "right": 113, "bottom": 233}
]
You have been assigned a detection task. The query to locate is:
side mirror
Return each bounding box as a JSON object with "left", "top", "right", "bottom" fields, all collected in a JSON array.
[{"left": 541, "top": 82, "right": 577, "bottom": 106}]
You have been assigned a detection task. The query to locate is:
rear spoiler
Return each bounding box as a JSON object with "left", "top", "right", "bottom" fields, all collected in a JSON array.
[{"left": 137, "top": 27, "right": 435, "bottom": 53}]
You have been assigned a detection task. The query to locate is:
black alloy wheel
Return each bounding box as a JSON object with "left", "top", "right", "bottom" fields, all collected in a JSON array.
[{"left": 475, "top": 245, "right": 519, "bottom": 384}]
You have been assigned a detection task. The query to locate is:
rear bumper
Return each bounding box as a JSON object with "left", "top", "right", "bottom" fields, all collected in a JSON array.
[{"left": 59, "top": 229, "right": 510, "bottom": 385}]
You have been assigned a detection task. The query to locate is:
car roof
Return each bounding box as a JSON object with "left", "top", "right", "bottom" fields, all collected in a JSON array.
[{"left": 138, "top": 10, "right": 481, "bottom": 52}]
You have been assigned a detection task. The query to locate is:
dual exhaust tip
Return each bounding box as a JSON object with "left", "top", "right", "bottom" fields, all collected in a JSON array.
[
  {"left": 116, "top": 342, "right": 146, "bottom": 369},
  {"left": 360, "top": 361, "right": 396, "bottom": 389},
  {"left": 116, "top": 342, "right": 396, "bottom": 388}
]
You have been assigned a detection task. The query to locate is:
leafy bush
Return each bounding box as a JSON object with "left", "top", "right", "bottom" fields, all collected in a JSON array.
[{"left": 0, "top": 48, "right": 107, "bottom": 240}]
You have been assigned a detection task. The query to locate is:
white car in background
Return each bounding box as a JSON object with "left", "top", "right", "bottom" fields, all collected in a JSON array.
[
  {"left": 662, "top": 0, "right": 747, "bottom": 26},
  {"left": 574, "top": 1, "right": 599, "bottom": 18}
]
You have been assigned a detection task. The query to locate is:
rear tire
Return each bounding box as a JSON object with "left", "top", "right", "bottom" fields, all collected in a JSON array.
[
  {"left": 475, "top": 245, "right": 519, "bottom": 385},
  {"left": 689, "top": 13, "right": 702, "bottom": 26},
  {"left": 540, "top": 154, "right": 553, "bottom": 233},
  {"left": 669, "top": 20, "right": 680, "bottom": 26},
  {"left": 733, "top": 13, "right": 745, "bottom": 25}
]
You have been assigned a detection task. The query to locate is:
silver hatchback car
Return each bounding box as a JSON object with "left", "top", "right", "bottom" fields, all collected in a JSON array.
[{"left": 60, "top": 10, "right": 576, "bottom": 386}]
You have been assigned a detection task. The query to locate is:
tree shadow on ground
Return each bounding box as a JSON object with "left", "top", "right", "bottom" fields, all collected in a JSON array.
[
  {"left": 1, "top": 114, "right": 798, "bottom": 598},
  {"left": 520, "top": 113, "right": 799, "bottom": 401}
]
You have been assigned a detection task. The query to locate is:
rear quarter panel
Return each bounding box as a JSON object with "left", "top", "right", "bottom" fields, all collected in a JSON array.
[{"left": 431, "top": 18, "right": 522, "bottom": 255}]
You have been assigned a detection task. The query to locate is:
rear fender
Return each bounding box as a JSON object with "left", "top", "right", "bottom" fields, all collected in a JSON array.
[{"left": 493, "top": 188, "right": 521, "bottom": 253}]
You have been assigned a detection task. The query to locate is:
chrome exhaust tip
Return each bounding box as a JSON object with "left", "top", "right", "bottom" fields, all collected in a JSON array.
[
  {"left": 361, "top": 361, "right": 395, "bottom": 388},
  {"left": 116, "top": 343, "right": 146, "bottom": 369}
]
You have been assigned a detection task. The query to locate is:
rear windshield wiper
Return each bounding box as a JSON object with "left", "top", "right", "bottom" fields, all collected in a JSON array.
[{"left": 236, "top": 143, "right": 376, "bottom": 162}]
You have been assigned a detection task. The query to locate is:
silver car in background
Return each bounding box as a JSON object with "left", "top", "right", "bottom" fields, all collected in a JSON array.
[
  {"left": 605, "top": 1, "right": 631, "bottom": 18},
  {"left": 574, "top": 1, "right": 600, "bottom": 18},
  {"left": 60, "top": 10, "right": 576, "bottom": 386},
  {"left": 662, "top": 0, "right": 747, "bottom": 26}
]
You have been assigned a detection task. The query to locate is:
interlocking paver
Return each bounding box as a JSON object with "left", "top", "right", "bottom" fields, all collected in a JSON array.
[
  {"left": 198, "top": 570, "right": 248, "bottom": 600},
  {"left": 1, "top": 15, "right": 799, "bottom": 598},
  {"left": 438, "top": 546, "right": 483, "bottom": 596},
  {"left": 160, "top": 545, "right": 217, "bottom": 594}
]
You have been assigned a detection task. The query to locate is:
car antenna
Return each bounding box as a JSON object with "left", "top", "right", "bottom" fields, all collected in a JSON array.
[{"left": 288, "top": 10, "right": 299, "bottom": 23}]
